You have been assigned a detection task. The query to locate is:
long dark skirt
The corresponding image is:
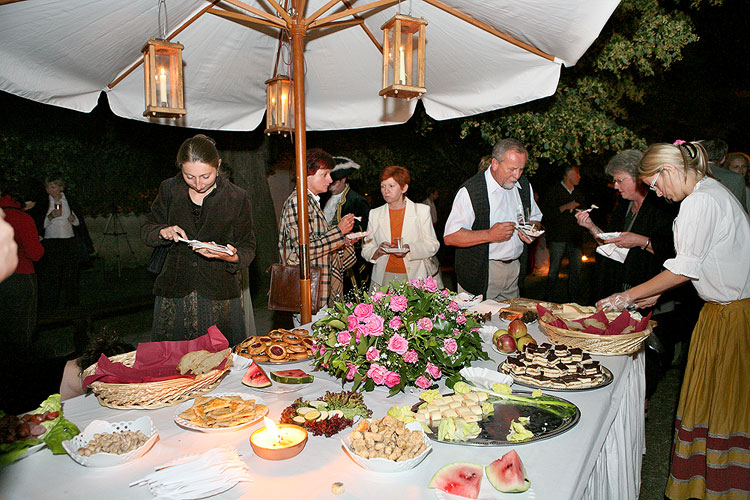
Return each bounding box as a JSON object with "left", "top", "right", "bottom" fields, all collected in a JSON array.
[
  {"left": 151, "top": 291, "right": 246, "bottom": 346},
  {"left": 0, "top": 273, "right": 37, "bottom": 352}
]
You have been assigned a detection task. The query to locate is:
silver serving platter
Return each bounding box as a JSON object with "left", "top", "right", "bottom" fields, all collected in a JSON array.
[{"left": 414, "top": 391, "right": 580, "bottom": 446}]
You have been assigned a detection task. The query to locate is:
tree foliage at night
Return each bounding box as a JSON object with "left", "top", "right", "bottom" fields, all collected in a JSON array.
[{"left": 458, "top": 0, "right": 708, "bottom": 174}]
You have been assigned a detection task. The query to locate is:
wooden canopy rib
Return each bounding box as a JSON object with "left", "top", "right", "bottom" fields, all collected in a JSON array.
[
  {"left": 422, "top": 0, "right": 554, "bottom": 62},
  {"left": 306, "top": 0, "right": 343, "bottom": 26},
  {"left": 341, "top": 0, "right": 381, "bottom": 53},
  {"left": 261, "top": 0, "right": 293, "bottom": 24},
  {"left": 309, "top": 0, "right": 397, "bottom": 29},
  {"left": 209, "top": 8, "right": 282, "bottom": 28},
  {"left": 108, "top": 1, "right": 219, "bottom": 89},
  {"left": 221, "top": 0, "right": 287, "bottom": 27}
]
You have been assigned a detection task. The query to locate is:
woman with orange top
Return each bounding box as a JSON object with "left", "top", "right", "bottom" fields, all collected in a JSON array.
[{"left": 362, "top": 166, "right": 441, "bottom": 292}]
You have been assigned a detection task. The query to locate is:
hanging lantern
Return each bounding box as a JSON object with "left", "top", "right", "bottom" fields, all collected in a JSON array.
[
  {"left": 142, "top": 38, "right": 186, "bottom": 118},
  {"left": 265, "top": 75, "right": 294, "bottom": 135},
  {"left": 379, "top": 14, "right": 427, "bottom": 100}
]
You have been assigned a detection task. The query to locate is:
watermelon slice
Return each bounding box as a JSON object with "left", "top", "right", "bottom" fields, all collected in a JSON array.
[
  {"left": 270, "top": 369, "right": 314, "bottom": 384},
  {"left": 485, "top": 449, "right": 531, "bottom": 493},
  {"left": 241, "top": 362, "right": 272, "bottom": 388},
  {"left": 428, "top": 462, "right": 483, "bottom": 499}
]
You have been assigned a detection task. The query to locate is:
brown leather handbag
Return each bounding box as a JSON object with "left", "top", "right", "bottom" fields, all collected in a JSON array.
[{"left": 268, "top": 236, "right": 322, "bottom": 314}]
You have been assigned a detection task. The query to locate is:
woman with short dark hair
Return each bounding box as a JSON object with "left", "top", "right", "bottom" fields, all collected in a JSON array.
[{"left": 362, "top": 166, "right": 441, "bottom": 291}]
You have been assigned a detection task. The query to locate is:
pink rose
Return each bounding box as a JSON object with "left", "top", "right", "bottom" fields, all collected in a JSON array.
[
  {"left": 443, "top": 338, "right": 458, "bottom": 355},
  {"left": 423, "top": 276, "right": 438, "bottom": 292},
  {"left": 389, "top": 316, "right": 403, "bottom": 330},
  {"left": 384, "top": 371, "right": 401, "bottom": 388},
  {"left": 415, "top": 375, "right": 432, "bottom": 389},
  {"left": 453, "top": 328, "right": 460, "bottom": 336},
  {"left": 456, "top": 312, "right": 466, "bottom": 325},
  {"left": 441, "top": 289, "right": 450, "bottom": 298},
  {"left": 347, "top": 314, "right": 359, "bottom": 331},
  {"left": 403, "top": 349, "right": 418, "bottom": 363},
  {"left": 346, "top": 302, "right": 353, "bottom": 308},
  {"left": 365, "top": 315, "right": 385, "bottom": 336},
  {"left": 389, "top": 294, "right": 408, "bottom": 312},
  {"left": 346, "top": 363, "right": 359, "bottom": 381},
  {"left": 371, "top": 291, "right": 386, "bottom": 303},
  {"left": 367, "top": 364, "right": 387, "bottom": 385},
  {"left": 426, "top": 362, "right": 442, "bottom": 379},
  {"left": 417, "top": 317, "right": 433, "bottom": 332},
  {"left": 408, "top": 278, "right": 423, "bottom": 289},
  {"left": 337, "top": 330, "right": 352, "bottom": 344},
  {"left": 438, "top": 313, "right": 446, "bottom": 320},
  {"left": 354, "top": 303, "right": 374, "bottom": 319},
  {"left": 387, "top": 333, "right": 409, "bottom": 355},
  {"left": 355, "top": 330, "right": 362, "bottom": 342},
  {"left": 448, "top": 301, "right": 459, "bottom": 312},
  {"left": 366, "top": 346, "right": 380, "bottom": 361}
]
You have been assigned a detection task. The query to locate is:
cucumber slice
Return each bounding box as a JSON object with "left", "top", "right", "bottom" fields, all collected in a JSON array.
[
  {"left": 309, "top": 400, "right": 328, "bottom": 409},
  {"left": 296, "top": 407, "right": 317, "bottom": 416},
  {"left": 304, "top": 410, "right": 321, "bottom": 421}
]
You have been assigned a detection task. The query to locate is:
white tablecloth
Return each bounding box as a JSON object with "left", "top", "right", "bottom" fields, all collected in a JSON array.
[{"left": 0, "top": 313, "right": 644, "bottom": 500}]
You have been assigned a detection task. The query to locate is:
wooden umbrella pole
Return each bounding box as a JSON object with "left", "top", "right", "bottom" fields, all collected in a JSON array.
[{"left": 290, "top": 14, "right": 312, "bottom": 324}]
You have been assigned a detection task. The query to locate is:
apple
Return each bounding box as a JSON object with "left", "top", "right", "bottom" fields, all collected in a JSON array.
[
  {"left": 492, "top": 329, "right": 509, "bottom": 347},
  {"left": 508, "top": 319, "right": 528, "bottom": 340},
  {"left": 516, "top": 335, "right": 537, "bottom": 352},
  {"left": 496, "top": 334, "right": 517, "bottom": 354}
]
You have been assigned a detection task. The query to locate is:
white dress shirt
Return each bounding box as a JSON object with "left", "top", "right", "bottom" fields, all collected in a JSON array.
[
  {"left": 663, "top": 177, "right": 750, "bottom": 303},
  {"left": 43, "top": 193, "right": 79, "bottom": 239},
  {"left": 323, "top": 191, "right": 344, "bottom": 224},
  {"left": 444, "top": 168, "right": 542, "bottom": 261}
]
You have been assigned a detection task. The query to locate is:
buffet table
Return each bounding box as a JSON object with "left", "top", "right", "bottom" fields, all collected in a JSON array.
[{"left": 0, "top": 309, "right": 645, "bottom": 500}]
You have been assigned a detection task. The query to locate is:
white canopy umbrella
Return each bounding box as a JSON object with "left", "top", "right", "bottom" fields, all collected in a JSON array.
[{"left": 0, "top": 0, "right": 619, "bottom": 319}]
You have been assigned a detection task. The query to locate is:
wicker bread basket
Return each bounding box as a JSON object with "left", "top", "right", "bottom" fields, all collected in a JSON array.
[
  {"left": 537, "top": 320, "right": 653, "bottom": 356},
  {"left": 82, "top": 351, "right": 231, "bottom": 410}
]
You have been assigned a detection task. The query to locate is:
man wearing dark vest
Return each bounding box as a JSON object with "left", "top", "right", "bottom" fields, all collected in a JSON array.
[{"left": 444, "top": 139, "right": 543, "bottom": 300}]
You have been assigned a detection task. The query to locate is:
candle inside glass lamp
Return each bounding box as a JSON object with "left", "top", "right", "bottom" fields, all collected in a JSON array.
[{"left": 250, "top": 417, "right": 308, "bottom": 460}]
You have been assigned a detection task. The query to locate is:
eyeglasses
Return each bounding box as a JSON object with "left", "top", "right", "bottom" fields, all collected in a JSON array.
[
  {"left": 612, "top": 177, "right": 630, "bottom": 185},
  {"left": 648, "top": 169, "right": 662, "bottom": 192}
]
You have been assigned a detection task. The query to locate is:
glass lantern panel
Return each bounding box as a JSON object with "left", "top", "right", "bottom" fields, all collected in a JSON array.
[{"left": 154, "top": 50, "right": 173, "bottom": 108}]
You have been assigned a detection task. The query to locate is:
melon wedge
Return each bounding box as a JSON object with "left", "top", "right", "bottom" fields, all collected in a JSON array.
[
  {"left": 485, "top": 449, "right": 531, "bottom": 493},
  {"left": 270, "top": 369, "right": 314, "bottom": 384},
  {"left": 241, "top": 361, "right": 271, "bottom": 388},
  {"left": 428, "top": 462, "right": 483, "bottom": 499}
]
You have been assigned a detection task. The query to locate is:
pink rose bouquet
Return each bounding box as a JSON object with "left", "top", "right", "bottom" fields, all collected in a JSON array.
[{"left": 312, "top": 278, "right": 488, "bottom": 395}]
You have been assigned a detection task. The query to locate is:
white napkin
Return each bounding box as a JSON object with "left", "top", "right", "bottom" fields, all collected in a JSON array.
[
  {"left": 231, "top": 353, "right": 252, "bottom": 372},
  {"left": 130, "top": 447, "right": 251, "bottom": 499},
  {"left": 596, "top": 243, "right": 629, "bottom": 264},
  {"left": 468, "top": 299, "right": 509, "bottom": 315}
]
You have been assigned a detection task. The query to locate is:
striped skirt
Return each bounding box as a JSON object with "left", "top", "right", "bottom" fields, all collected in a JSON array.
[{"left": 665, "top": 299, "right": 750, "bottom": 500}]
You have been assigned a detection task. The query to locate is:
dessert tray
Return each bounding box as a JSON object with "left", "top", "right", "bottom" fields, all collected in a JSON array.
[{"left": 500, "top": 343, "right": 614, "bottom": 391}]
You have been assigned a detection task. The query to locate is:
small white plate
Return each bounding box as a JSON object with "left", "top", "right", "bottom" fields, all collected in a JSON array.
[
  {"left": 455, "top": 292, "right": 483, "bottom": 309},
  {"left": 517, "top": 225, "right": 545, "bottom": 238},
  {"left": 459, "top": 367, "right": 513, "bottom": 391},
  {"left": 435, "top": 484, "right": 536, "bottom": 500},
  {"left": 62, "top": 416, "right": 158, "bottom": 467},
  {"left": 382, "top": 247, "right": 408, "bottom": 254},
  {"left": 595, "top": 232, "right": 621, "bottom": 241},
  {"left": 341, "top": 421, "right": 431, "bottom": 473},
  {"left": 174, "top": 392, "right": 268, "bottom": 432},
  {"left": 247, "top": 383, "right": 304, "bottom": 395}
]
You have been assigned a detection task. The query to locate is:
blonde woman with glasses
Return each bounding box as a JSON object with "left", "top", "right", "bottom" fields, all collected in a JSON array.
[{"left": 597, "top": 141, "right": 750, "bottom": 500}]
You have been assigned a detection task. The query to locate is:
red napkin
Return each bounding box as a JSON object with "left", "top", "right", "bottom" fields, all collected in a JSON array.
[
  {"left": 82, "top": 325, "right": 230, "bottom": 388},
  {"left": 536, "top": 304, "right": 568, "bottom": 328}
]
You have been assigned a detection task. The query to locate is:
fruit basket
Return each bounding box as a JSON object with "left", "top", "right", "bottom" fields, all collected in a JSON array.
[
  {"left": 537, "top": 320, "right": 652, "bottom": 356},
  {"left": 82, "top": 351, "right": 231, "bottom": 410}
]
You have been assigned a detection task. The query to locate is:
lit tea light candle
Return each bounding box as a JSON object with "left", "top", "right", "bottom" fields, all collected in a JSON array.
[
  {"left": 158, "top": 68, "right": 168, "bottom": 106},
  {"left": 250, "top": 417, "right": 308, "bottom": 460}
]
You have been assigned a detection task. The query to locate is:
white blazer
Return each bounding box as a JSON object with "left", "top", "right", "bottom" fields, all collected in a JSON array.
[{"left": 361, "top": 198, "right": 441, "bottom": 286}]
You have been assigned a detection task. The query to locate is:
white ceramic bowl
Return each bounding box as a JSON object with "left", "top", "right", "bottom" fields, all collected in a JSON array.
[
  {"left": 341, "top": 421, "right": 431, "bottom": 473},
  {"left": 460, "top": 366, "right": 513, "bottom": 391},
  {"left": 62, "top": 416, "right": 158, "bottom": 467},
  {"left": 454, "top": 292, "right": 483, "bottom": 310}
]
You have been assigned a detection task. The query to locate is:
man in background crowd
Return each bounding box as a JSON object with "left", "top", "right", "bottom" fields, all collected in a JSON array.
[{"left": 700, "top": 138, "right": 747, "bottom": 210}]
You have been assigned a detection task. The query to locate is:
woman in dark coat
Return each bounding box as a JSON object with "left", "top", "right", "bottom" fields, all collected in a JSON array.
[{"left": 140, "top": 134, "right": 256, "bottom": 345}]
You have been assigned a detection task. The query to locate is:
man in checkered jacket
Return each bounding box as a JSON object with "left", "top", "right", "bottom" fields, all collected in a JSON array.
[{"left": 278, "top": 149, "right": 358, "bottom": 319}]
